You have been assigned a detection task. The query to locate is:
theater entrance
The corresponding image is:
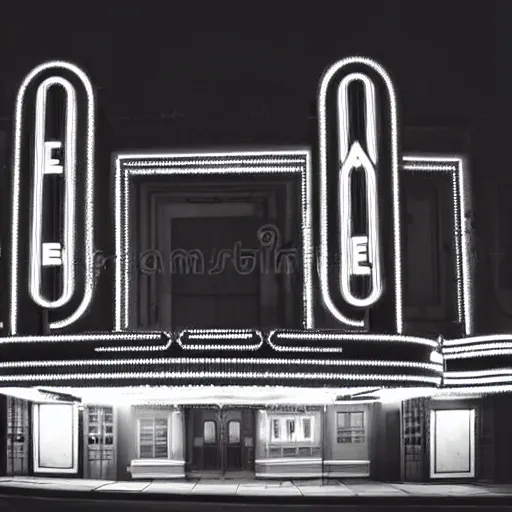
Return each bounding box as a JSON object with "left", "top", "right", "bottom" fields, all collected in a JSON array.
[{"left": 186, "top": 408, "right": 255, "bottom": 478}]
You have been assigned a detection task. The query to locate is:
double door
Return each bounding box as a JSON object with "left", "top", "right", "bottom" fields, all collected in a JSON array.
[{"left": 187, "top": 408, "right": 255, "bottom": 475}]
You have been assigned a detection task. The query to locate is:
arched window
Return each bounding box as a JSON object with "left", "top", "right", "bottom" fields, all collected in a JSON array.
[
  {"left": 228, "top": 421, "right": 241, "bottom": 444},
  {"left": 203, "top": 421, "right": 217, "bottom": 444}
]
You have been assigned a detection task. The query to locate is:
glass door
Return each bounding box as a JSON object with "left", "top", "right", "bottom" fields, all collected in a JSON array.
[
  {"left": 85, "top": 406, "right": 115, "bottom": 480},
  {"left": 202, "top": 419, "right": 221, "bottom": 470},
  {"left": 225, "top": 419, "right": 242, "bottom": 471}
]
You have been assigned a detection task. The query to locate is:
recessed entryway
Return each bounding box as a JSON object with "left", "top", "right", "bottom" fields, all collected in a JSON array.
[{"left": 186, "top": 408, "right": 255, "bottom": 478}]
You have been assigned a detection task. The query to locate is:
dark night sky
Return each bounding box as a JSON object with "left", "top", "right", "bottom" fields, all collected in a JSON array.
[{"left": 1, "top": 0, "right": 501, "bottom": 133}]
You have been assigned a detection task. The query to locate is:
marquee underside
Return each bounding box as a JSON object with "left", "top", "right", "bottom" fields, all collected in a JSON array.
[
  {"left": 0, "top": 385, "right": 498, "bottom": 406},
  {"left": 0, "top": 385, "right": 440, "bottom": 405}
]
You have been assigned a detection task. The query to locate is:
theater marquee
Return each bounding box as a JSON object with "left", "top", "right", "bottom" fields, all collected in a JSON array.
[{"left": 0, "top": 55, "right": 505, "bottom": 393}]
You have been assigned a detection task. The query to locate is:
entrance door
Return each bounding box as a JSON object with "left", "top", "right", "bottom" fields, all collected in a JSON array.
[
  {"left": 187, "top": 408, "right": 255, "bottom": 476},
  {"left": 324, "top": 404, "right": 371, "bottom": 478},
  {"left": 84, "top": 406, "right": 116, "bottom": 480}
]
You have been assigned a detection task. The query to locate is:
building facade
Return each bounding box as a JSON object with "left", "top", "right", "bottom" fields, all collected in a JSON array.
[{"left": 0, "top": 56, "right": 510, "bottom": 483}]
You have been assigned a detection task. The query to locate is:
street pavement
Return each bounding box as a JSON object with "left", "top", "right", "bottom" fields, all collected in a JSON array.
[{"left": 0, "top": 476, "right": 512, "bottom": 497}]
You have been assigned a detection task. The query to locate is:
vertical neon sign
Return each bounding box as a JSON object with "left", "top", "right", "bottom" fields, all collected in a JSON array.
[
  {"left": 317, "top": 57, "right": 402, "bottom": 333},
  {"left": 10, "top": 61, "right": 96, "bottom": 335}
]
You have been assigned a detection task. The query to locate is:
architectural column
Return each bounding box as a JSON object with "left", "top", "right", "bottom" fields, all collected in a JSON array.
[{"left": 171, "top": 409, "right": 185, "bottom": 461}]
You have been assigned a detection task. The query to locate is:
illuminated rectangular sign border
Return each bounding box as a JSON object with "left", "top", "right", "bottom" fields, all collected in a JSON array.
[
  {"left": 10, "top": 61, "right": 96, "bottom": 335},
  {"left": 402, "top": 156, "right": 472, "bottom": 336},
  {"left": 114, "top": 150, "right": 314, "bottom": 332}
]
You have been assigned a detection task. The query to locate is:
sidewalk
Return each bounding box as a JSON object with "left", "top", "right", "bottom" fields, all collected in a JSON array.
[{"left": 0, "top": 477, "right": 512, "bottom": 497}]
